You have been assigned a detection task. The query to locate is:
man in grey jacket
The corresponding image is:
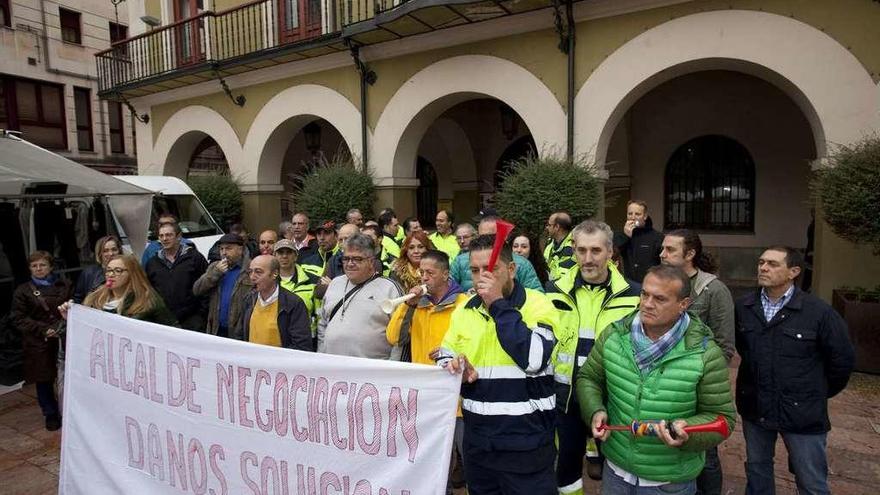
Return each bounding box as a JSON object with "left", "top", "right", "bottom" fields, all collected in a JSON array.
[
  {"left": 317, "top": 233, "right": 402, "bottom": 359},
  {"left": 660, "top": 228, "right": 735, "bottom": 495}
]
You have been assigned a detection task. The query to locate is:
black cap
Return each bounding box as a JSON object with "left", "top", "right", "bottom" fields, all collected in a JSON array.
[
  {"left": 218, "top": 233, "right": 244, "bottom": 246},
  {"left": 473, "top": 207, "right": 499, "bottom": 223}
]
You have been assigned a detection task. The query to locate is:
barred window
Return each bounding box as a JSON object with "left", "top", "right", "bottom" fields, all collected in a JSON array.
[{"left": 665, "top": 135, "right": 755, "bottom": 232}]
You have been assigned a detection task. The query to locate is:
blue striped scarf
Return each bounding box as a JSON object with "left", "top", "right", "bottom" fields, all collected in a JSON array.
[{"left": 630, "top": 312, "right": 689, "bottom": 374}]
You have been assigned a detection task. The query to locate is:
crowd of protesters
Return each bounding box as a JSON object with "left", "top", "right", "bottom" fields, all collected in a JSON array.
[{"left": 9, "top": 200, "right": 855, "bottom": 495}]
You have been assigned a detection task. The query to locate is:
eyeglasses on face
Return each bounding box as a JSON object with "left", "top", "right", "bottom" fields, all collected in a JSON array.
[
  {"left": 342, "top": 256, "right": 371, "bottom": 265},
  {"left": 105, "top": 268, "right": 128, "bottom": 275}
]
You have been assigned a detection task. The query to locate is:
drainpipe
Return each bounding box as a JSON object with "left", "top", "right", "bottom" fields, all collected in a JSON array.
[
  {"left": 565, "top": 0, "right": 575, "bottom": 163},
  {"left": 347, "top": 40, "right": 376, "bottom": 170}
]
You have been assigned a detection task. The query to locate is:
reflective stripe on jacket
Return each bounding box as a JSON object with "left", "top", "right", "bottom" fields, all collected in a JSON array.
[
  {"left": 441, "top": 282, "right": 560, "bottom": 452},
  {"left": 546, "top": 263, "right": 639, "bottom": 412}
]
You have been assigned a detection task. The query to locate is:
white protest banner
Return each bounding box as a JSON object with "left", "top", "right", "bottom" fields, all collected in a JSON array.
[{"left": 59, "top": 305, "right": 461, "bottom": 495}]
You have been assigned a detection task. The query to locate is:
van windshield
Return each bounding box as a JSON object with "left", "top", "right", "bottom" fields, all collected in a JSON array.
[{"left": 149, "top": 195, "right": 223, "bottom": 239}]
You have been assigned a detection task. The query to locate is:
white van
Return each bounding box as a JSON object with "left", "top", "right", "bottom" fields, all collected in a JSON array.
[{"left": 113, "top": 175, "right": 224, "bottom": 257}]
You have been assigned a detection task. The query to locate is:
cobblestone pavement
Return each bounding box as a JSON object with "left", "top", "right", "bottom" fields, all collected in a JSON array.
[{"left": 2, "top": 369, "right": 878, "bottom": 495}]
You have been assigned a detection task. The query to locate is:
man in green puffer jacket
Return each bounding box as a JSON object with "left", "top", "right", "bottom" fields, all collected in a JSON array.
[{"left": 576, "top": 265, "right": 735, "bottom": 494}]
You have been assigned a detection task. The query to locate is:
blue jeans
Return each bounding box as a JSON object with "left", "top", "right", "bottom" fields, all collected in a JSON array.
[
  {"left": 742, "top": 420, "right": 829, "bottom": 495},
  {"left": 601, "top": 461, "right": 696, "bottom": 495}
]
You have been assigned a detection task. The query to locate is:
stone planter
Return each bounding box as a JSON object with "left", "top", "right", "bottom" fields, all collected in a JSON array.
[{"left": 832, "top": 290, "right": 880, "bottom": 374}]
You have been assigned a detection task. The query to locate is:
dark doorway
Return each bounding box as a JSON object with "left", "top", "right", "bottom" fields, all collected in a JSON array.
[{"left": 416, "top": 156, "right": 438, "bottom": 229}]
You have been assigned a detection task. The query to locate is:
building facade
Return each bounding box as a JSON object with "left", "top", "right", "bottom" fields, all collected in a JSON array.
[{"left": 100, "top": 0, "right": 880, "bottom": 300}]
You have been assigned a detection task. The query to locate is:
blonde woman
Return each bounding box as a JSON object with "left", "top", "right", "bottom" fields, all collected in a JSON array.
[
  {"left": 73, "top": 235, "right": 121, "bottom": 303},
  {"left": 60, "top": 254, "right": 177, "bottom": 326}
]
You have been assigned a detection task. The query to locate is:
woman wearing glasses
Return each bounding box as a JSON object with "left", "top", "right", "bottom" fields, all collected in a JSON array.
[{"left": 60, "top": 254, "right": 178, "bottom": 326}]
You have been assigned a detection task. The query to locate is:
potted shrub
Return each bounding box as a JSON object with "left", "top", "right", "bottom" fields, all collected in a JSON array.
[
  {"left": 494, "top": 151, "right": 602, "bottom": 240},
  {"left": 832, "top": 287, "right": 880, "bottom": 374},
  {"left": 813, "top": 135, "right": 880, "bottom": 373},
  {"left": 291, "top": 155, "right": 376, "bottom": 226},
  {"left": 187, "top": 172, "right": 244, "bottom": 228}
]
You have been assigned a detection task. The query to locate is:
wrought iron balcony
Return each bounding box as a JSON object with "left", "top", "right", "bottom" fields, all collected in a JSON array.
[{"left": 96, "top": 0, "right": 559, "bottom": 98}]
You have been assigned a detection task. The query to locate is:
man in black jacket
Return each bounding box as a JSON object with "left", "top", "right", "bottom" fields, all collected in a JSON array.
[
  {"left": 735, "top": 246, "right": 854, "bottom": 495},
  {"left": 613, "top": 200, "right": 663, "bottom": 283},
  {"left": 237, "top": 255, "right": 312, "bottom": 351},
  {"left": 145, "top": 223, "right": 208, "bottom": 331}
]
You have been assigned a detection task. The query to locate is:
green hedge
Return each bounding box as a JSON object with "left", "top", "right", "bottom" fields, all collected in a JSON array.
[
  {"left": 812, "top": 135, "right": 880, "bottom": 254},
  {"left": 292, "top": 157, "right": 376, "bottom": 226},
  {"left": 495, "top": 152, "right": 602, "bottom": 239},
  {"left": 187, "top": 173, "right": 243, "bottom": 229}
]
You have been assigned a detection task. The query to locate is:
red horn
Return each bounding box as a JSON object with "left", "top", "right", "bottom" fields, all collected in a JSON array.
[
  {"left": 682, "top": 415, "right": 730, "bottom": 439},
  {"left": 487, "top": 220, "right": 515, "bottom": 272}
]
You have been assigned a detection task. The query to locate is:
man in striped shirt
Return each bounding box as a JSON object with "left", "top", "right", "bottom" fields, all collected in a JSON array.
[{"left": 436, "top": 234, "right": 560, "bottom": 495}]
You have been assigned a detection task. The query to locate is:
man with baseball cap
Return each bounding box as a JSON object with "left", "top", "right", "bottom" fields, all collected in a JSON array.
[
  {"left": 274, "top": 238, "right": 319, "bottom": 323},
  {"left": 302, "top": 221, "right": 339, "bottom": 277}
]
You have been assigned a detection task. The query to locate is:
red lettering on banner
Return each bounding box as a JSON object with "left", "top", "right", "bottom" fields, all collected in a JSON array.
[
  {"left": 187, "top": 438, "right": 208, "bottom": 495},
  {"left": 167, "top": 430, "right": 188, "bottom": 489},
  {"left": 259, "top": 455, "right": 280, "bottom": 495},
  {"left": 107, "top": 333, "right": 120, "bottom": 387},
  {"left": 238, "top": 367, "right": 254, "bottom": 428},
  {"left": 254, "top": 370, "right": 273, "bottom": 433},
  {"left": 240, "top": 451, "right": 260, "bottom": 495},
  {"left": 147, "top": 423, "right": 165, "bottom": 481},
  {"left": 355, "top": 383, "right": 381, "bottom": 456},
  {"left": 216, "top": 363, "right": 235, "bottom": 422},
  {"left": 352, "top": 479, "right": 372, "bottom": 495},
  {"left": 290, "top": 374, "right": 308, "bottom": 441},
  {"left": 208, "top": 444, "right": 228, "bottom": 495},
  {"left": 386, "top": 387, "right": 420, "bottom": 463},
  {"left": 320, "top": 470, "right": 341, "bottom": 494},
  {"left": 273, "top": 372, "right": 289, "bottom": 437},
  {"left": 149, "top": 346, "right": 164, "bottom": 404},
  {"left": 124, "top": 416, "right": 144, "bottom": 468},
  {"left": 308, "top": 377, "right": 329, "bottom": 445},
  {"left": 346, "top": 382, "right": 358, "bottom": 451},
  {"left": 133, "top": 344, "right": 149, "bottom": 399},
  {"left": 89, "top": 329, "right": 106, "bottom": 383},
  {"left": 328, "top": 381, "right": 348, "bottom": 450},
  {"left": 167, "top": 352, "right": 186, "bottom": 407},
  {"left": 119, "top": 337, "right": 133, "bottom": 391},
  {"left": 186, "top": 358, "right": 202, "bottom": 413}
]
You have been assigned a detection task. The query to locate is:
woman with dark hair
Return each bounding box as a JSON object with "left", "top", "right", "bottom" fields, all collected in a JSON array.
[
  {"left": 512, "top": 232, "right": 550, "bottom": 288},
  {"left": 73, "top": 235, "right": 122, "bottom": 303},
  {"left": 10, "top": 251, "right": 72, "bottom": 431},
  {"left": 390, "top": 231, "right": 435, "bottom": 292}
]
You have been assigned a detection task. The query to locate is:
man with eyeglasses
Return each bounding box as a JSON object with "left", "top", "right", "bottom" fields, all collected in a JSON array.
[{"left": 317, "top": 233, "right": 402, "bottom": 360}]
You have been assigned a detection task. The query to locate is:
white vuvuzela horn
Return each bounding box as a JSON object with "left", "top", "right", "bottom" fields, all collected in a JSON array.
[{"left": 381, "top": 285, "right": 427, "bottom": 314}]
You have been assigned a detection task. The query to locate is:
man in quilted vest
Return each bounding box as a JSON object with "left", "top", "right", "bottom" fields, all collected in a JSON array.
[{"left": 577, "top": 265, "right": 735, "bottom": 494}]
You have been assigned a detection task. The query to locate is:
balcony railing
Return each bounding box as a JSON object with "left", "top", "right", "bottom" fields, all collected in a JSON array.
[
  {"left": 96, "top": 0, "right": 556, "bottom": 95},
  {"left": 97, "top": 0, "right": 404, "bottom": 93}
]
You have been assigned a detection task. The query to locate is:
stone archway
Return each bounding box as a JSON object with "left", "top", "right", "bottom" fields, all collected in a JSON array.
[
  {"left": 150, "top": 105, "right": 243, "bottom": 178},
  {"left": 372, "top": 54, "right": 566, "bottom": 186},
  {"left": 574, "top": 9, "right": 880, "bottom": 169}
]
